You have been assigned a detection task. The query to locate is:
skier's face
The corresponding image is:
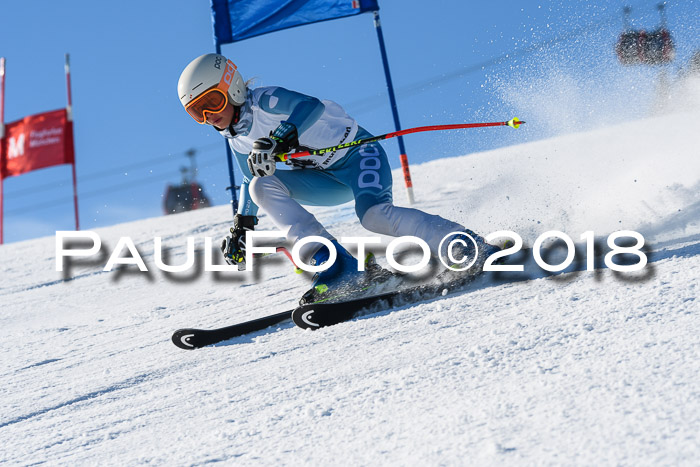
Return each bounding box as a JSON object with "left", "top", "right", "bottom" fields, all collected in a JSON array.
[{"left": 206, "top": 103, "right": 235, "bottom": 130}]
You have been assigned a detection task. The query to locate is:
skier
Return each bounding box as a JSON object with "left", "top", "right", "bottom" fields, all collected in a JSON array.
[{"left": 177, "top": 53, "right": 499, "bottom": 302}]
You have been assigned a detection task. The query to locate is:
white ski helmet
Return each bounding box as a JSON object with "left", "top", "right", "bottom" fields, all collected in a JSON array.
[{"left": 178, "top": 53, "right": 247, "bottom": 123}]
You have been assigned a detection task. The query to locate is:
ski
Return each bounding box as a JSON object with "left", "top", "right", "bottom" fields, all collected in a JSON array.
[
  {"left": 289, "top": 239, "right": 622, "bottom": 330},
  {"left": 171, "top": 310, "right": 291, "bottom": 350},
  {"left": 171, "top": 273, "right": 478, "bottom": 349},
  {"left": 172, "top": 240, "right": 614, "bottom": 347},
  {"left": 291, "top": 273, "right": 479, "bottom": 330}
]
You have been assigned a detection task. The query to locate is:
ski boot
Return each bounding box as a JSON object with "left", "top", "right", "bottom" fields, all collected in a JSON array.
[
  {"left": 442, "top": 230, "right": 501, "bottom": 275},
  {"left": 362, "top": 251, "right": 394, "bottom": 282},
  {"left": 299, "top": 240, "right": 368, "bottom": 305}
]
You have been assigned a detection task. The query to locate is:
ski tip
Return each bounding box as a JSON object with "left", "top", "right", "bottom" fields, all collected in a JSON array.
[
  {"left": 292, "top": 306, "right": 323, "bottom": 330},
  {"left": 172, "top": 329, "right": 198, "bottom": 350},
  {"left": 507, "top": 117, "right": 524, "bottom": 129}
]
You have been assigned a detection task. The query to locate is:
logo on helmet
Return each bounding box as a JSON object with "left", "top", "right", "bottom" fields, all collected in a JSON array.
[
  {"left": 214, "top": 55, "right": 222, "bottom": 69},
  {"left": 223, "top": 61, "right": 237, "bottom": 86}
]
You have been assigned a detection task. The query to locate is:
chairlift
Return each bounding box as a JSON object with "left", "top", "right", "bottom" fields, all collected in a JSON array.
[
  {"left": 163, "top": 149, "right": 211, "bottom": 215},
  {"left": 616, "top": 4, "right": 675, "bottom": 66}
]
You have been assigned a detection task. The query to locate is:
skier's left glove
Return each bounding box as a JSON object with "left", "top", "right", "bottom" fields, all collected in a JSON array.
[
  {"left": 221, "top": 214, "right": 258, "bottom": 270},
  {"left": 247, "top": 121, "right": 299, "bottom": 177}
]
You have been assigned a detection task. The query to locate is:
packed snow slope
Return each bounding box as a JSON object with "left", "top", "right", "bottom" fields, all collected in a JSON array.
[{"left": 1, "top": 109, "right": 699, "bottom": 465}]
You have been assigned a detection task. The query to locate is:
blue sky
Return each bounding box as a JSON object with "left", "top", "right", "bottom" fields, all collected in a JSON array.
[{"left": 1, "top": 0, "right": 698, "bottom": 244}]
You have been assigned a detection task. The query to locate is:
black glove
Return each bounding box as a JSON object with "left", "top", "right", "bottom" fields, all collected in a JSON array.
[
  {"left": 247, "top": 121, "right": 299, "bottom": 177},
  {"left": 221, "top": 214, "right": 258, "bottom": 269}
]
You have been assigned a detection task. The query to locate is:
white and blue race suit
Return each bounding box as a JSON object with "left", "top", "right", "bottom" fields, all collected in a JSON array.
[{"left": 218, "top": 86, "right": 465, "bottom": 261}]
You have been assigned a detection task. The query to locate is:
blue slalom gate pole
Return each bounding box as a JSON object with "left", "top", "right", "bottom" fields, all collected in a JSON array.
[
  {"left": 373, "top": 10, "right": 415, "bottom": 204},
  {"left": 216, "top": 43, "right": 239, "bottom": 216}
]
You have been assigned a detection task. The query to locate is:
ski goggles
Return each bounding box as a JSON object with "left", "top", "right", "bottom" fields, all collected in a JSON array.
[{"left": 184, "top": 61, "right": 235, "bottom": 124}]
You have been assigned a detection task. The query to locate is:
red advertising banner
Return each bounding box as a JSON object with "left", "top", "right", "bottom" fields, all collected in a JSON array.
[{"left": 1, "top": 108, "right": 74, "bottom": 179}]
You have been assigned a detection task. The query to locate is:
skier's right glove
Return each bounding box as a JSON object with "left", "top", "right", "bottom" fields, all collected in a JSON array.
[
  {"left": 221, "top": 214, "right": 258, "bottom": 270},
  {"left": 247, "top": 121, "right": 299, "bottom": 177}
]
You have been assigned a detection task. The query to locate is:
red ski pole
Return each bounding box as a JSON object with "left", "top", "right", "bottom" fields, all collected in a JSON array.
[{"left": 276, "top": 118, "right": 524, "bottom": 163}]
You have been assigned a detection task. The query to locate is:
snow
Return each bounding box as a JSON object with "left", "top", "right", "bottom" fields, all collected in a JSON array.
[{"left": 1, "top": 105, "right": 699, "bottom": 465}]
